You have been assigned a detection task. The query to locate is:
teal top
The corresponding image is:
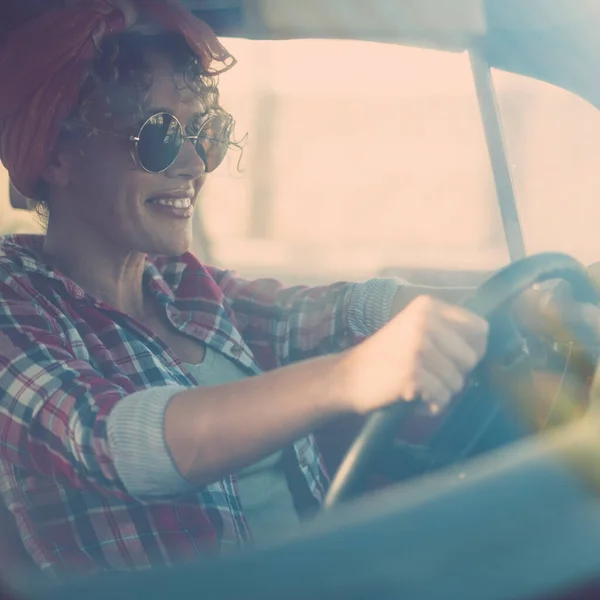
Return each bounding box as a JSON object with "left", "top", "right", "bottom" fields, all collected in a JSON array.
[{"left": 184, "top": 346, "right": 299, "bottom": 540}]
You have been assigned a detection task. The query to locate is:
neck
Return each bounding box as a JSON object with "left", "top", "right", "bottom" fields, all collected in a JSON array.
[{"left": 43, "top": 218, "right": 148, "bottom": 318}]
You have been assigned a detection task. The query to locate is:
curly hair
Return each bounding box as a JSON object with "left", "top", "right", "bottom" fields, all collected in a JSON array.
[
  {"left": 33, "top": 26, "right": 242, "bottom": 223},
  {"left": 74, "top": 30, "right": 223, "bottom": 127}
]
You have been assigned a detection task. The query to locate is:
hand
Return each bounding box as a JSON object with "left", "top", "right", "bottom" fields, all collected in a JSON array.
[{"left": 341, "top": 295, "right": 489, "bottom": 415}]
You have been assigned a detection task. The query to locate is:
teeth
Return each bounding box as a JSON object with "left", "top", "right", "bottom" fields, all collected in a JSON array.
[{"left": 153, "top": 197, "right": 192, "bottom": 209}]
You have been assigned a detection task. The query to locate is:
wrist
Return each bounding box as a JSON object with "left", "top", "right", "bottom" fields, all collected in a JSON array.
[
  {"left": 325, "top": 348, "right": 360, "bottom": 414},
  {"left": 333, "top": 343, "right": 380, "bottom": 415}
]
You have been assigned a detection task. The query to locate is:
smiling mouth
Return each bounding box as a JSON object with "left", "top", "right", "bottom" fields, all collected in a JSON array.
[
  {"left": 148, "top": 197, "right": 192, "bottom": 209},
  {"left": 147, "top": 196, "right": 194, "bottom": 218}
]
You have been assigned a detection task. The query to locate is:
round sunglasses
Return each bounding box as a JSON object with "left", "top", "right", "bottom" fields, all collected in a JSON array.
[{"left": 76, "top": 111, "right": 234, "bottom": 174}]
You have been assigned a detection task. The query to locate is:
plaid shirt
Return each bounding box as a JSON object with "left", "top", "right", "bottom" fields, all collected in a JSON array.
[{"left": 0, "top": 235, "right": 398, "bottom": 577}]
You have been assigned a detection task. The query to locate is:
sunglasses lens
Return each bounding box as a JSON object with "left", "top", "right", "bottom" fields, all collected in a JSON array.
[
  {"left": 137, "top": 113, "right": 183, "bottom": 173},
  {"left": 195, "top": 114, "right": 232, "bottom": 172}
]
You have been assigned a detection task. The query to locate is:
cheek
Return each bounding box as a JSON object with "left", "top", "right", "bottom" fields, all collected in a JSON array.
[
  {"left": 71, "top": 136, "right": 135, "bottom": 182},
  {"left": 65, "top": 139, "right": 170, "bottom": 237},
  {"left": 69, "top": 141, "right": 139, "bottom": 202}
]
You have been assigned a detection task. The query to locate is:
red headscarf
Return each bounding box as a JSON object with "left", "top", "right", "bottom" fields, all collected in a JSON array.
[{"left": 0, "top": 0, "right": 236, "bottom": 198}]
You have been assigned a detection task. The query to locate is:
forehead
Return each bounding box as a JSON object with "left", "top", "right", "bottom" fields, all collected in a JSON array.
[{"left": 144, "top": 53, "right": 206, "bottom": 119}]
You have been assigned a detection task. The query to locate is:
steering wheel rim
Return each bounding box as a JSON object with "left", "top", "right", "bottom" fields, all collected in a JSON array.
[{"left": 323, "top": 252, "right": 600, "bottom": 509}]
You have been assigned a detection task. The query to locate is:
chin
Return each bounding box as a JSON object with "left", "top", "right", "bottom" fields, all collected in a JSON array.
[
  {"left": 163, "top": 241, "right": 193, "bottom": 257},
  {"left": 148, "top": 235, "right": 193, "bottom": 257}
]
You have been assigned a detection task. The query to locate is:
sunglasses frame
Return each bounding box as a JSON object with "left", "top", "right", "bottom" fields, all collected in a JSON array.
[{"left": 74, "top": 111, "right": 233, "bottom": 174}]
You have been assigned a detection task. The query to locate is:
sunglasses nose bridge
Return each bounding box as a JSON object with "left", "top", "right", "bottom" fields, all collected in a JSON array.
[{"left": 171, "top": 134, "right": 207, "bottom": 174}]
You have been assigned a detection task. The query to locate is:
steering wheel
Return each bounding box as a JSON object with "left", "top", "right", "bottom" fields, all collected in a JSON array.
[{"left": 323, "top": 252, "right": 600, "bottom": 509}]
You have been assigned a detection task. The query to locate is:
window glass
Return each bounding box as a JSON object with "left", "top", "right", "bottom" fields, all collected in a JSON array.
[
  {"left": 204, "top": 39, "right": 505, "bottom": 282},
  {"left": 493, "top": 69, "right": 600, "bottom": 266}
]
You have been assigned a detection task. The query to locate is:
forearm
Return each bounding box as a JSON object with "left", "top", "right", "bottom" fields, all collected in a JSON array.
[
  {"left": 168, "top": 283, "right": 475, "bottom": 486},
  {"left": 107, "top": 280, "right": 477, "bottom": 498},
  {"left": 165, "top": 354, "right": 351, "bottom": 487}
]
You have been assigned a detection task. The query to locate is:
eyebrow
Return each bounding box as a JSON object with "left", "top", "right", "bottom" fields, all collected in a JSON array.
[
  {"left": 144, "top": 106, "right": 173, "bottom": 117},
  {"left": 142, "top": 107, "right": 208, "bottom": 121}
]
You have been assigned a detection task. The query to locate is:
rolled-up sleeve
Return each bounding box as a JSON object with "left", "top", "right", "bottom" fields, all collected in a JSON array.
[
  {"left": 346, "top": 277, "right": 406, "bottom": 338},
  {"left": 107, "top": 386, "right": 193, "bottom": 497}
]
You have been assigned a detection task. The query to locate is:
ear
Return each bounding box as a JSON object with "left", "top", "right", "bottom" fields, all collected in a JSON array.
[{"left": 39, "top": 146, "right": 74, "bottom": 188}]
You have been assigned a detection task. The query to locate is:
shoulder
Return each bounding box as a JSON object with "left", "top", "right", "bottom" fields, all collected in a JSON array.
[
  {"left": 0, "top": 236, "right": 68, "bottom": 352},
  {"left": 0, "top": 234, "right": 84, "bottom": 335},
  {"left": 0, "top": 234, "right": 51, "bottom": 299}
]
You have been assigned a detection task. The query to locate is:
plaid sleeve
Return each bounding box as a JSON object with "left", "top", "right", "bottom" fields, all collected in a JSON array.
[
  {"left": 0, "top": 283, "right": 142, "bottom": 497},
  {"left": 209, "top": 268, "right": 403, "bottom": 365}
]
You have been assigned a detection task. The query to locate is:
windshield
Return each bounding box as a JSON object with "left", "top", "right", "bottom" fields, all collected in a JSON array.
[
  {"left": 202, "top": 39, "right": 505, "bottom": 283},
  {"left": 2, "top": 39, "right": 600, "bottom": 282},
  {"left": 203, "top": 39, "right": 600, "bottom": 283}
]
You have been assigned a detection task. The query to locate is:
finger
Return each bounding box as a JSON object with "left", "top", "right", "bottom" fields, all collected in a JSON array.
[
  {"left": 438, "top": 303, "right": 490, "bottom": 341},
  {"left": 416, "top": 400, "right": 446, "bottom": 417},
  {"left": 435, "top": 309, "right": 489, "bottom": 360},
  {"left": 416, "top": 368, "right": 452, "bottom": 412},
  {"left": 420, "top": 336, "right": 466, "bottom": 395},
  {"left": 430, "top": 323, "right": 483, "bottom": 374}
]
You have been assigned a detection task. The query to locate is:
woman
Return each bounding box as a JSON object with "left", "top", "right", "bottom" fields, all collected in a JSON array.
[{"left": 0, "top": 0, "right": 494, "bottom": 578}]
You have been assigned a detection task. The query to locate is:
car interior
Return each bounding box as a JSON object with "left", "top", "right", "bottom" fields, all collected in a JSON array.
[{"left": 4, "top": 0, "right": 600, "bottom": 598}]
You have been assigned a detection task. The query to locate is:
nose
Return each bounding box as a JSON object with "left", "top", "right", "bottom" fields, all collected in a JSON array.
[{"left": 165, "top": 137, "right": 206, "bottom": 179}]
